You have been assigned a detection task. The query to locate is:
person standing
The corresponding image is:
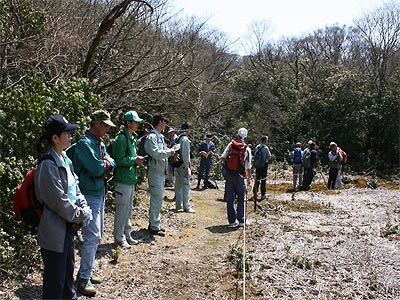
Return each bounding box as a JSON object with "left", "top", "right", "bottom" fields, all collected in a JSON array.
[
  {"left": 72, "top": 110, "right": 116, "bottom": 297},
  {"left": 197, "top": 133, "right": 215, "bottom": 189},
  {"left": 34, "top": 115, "right": 92, "bottom": 300},
  {"left": 144, "top": 113, "right": 175, "bottom": 236},
  {"left": 165, "top": 127, "right": 177, "bottom": 187},
  {"left": 328, "top": 142, "right": 342, "bottom": 189},
  {"left": 301, "top": 140, "right": 318, "bottom": 191},
  {"left": 221, "top": 128, "right": 252, "bottom": 227},
  {"left": 252, "top": 135, "right": 272, "bottom": 201},
  {"left": 292, "top": 142, "right": 303, "bottom": 190},
  {"left": 112, "top": 111, "right": 145, "bottom": 248},
  {"left": 174, "top": 122, "right": 196, "bottom": 213}
]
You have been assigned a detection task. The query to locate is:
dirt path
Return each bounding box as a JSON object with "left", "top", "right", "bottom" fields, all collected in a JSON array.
[
  {"left": 80, "top": 182, "right": 244, "bottom": 300},
  {"left": 6, "top": 175, "right": 400, "bottom": 300}
]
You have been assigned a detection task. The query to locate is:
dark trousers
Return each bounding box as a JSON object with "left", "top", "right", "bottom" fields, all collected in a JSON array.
[
  {"left": 328, "top": 168, "right": 339, "bottom": 189},
  {"left": 253, "top": 165, "right": 268, "bottom": 197},
  {"left": 302, "top": 167, "right": 314, "bottom": 190},
  {"left": 41, "top": 223, "right": 77, "bottom": 300},
  {"left": 198, "top": 159, "right": 211, "bottom": 186},
  {"left": 225, "top": 173, "right": 246, "bottom": 224}
]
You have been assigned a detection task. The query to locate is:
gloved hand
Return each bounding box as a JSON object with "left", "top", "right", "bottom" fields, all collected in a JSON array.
[{"left": 81, "top": 206, "right": 92, "bottom": 227}]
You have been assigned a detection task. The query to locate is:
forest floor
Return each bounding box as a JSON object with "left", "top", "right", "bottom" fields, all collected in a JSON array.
[{"left": 4, "top": 171, "right": 400, "bottom": 300}]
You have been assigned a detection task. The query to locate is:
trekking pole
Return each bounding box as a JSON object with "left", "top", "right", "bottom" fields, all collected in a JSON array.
[
  {"left": 273, "top": 171, "right": 277, "bottom": 202},
  {"left": 243, "top": 187, "right": 248, "bottom": 300},
  {"left": 318, "top": 167, "right": 327, "bottom": 186}
]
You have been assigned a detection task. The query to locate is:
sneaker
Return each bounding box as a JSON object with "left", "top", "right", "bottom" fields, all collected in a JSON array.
[
  {"left": 76, "top": 278, "right": 96, "bottom": 297},
  {"left": 238, "top": 221, "right": 247, "bottom": 227},
  {"left": 148, "top": 227, "right": 166, "bottom": 237},
  {"left": 116, "top": 240, "right": 131, "bottom": 249},
  {"left": 184, "top": 207, "right": 196, "bottom": 213},
  {"left": 228, "top": 222, "right": 237, "bottom": 227},
  {"left": 126, "top": 236, "right": 139, "bottom": 245}
]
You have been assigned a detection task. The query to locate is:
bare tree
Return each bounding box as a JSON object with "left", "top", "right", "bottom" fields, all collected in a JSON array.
[{"left": 354, "top": 1, "right": 400, "bottom": 95}]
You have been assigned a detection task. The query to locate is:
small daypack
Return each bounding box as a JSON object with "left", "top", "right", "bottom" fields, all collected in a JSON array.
[
  {"left": 13, "top": 155, "right": 55, "bottom": 229},
  {"left": 170, "top": 134, "right": 185, "bottom": 168},
  {"left": 293, "top": 147, "right": 302, "bottom": 164},
  {"left": 137, "top": 133, "right": 154, "bottom": 166},
  {"left": 106, "top": 131, "right": 129, "bottom": 159},
  {"left": 302, "top": 148, "right": 312, "bottom": 168},
  {"left": 66, "top": 135, "right": 87, "bottom": 161},
  {"left": 337, "top": 147, "right": 348, "bottom": 164},
  {"left": 225, "top": 140, "right": 247, "bottom": 175},
  {"left": 253, "top": 144, "right": 266, "bottom": 169}
]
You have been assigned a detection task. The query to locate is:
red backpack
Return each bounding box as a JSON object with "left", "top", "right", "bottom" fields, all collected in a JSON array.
[
  {"left": 225, "top": 140, "right": 247, "bottom": 176},
  {"left": 337, "top": 147, "right": 348, "bottom": 164},
  {"left": 14, "top": 155, "right": 55, "bottom": 229}
]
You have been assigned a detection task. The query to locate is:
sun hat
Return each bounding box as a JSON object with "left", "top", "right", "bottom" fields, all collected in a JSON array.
[{"left": 91, "top": 110, "right": 116, "bottom": 127}]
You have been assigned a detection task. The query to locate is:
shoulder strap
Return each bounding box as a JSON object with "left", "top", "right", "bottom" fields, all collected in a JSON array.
[
  {"left": 36, "top": 154, "right": 56, "bottom": 167},
  {"left": 177, "top": 133, "right": 186, "bottom": 144}
]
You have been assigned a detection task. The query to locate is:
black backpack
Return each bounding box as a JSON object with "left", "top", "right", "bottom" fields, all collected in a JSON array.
[
  {"left": 253, "top": 144, "right": 266, "bottom": 169},
  {"left": 137, "top": 134, "right": 152, "bottom": 166},
  {"left": 170, "top": 134, "right": 185, "bottom": 168},
  {"left": 106, "top": 131, "right": 129, "bottom": 159}
]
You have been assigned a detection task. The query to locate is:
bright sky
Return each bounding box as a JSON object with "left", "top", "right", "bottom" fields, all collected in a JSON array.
[{"left": 171, "top": 0, "right": 388, "bottom": 54}]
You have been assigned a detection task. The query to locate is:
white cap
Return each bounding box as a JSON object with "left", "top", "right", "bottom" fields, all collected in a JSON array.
[
  {"left": 330, "top": 141, "right": 337, "bottom": 147},
  {"left": 168, "top": 127, "right": 175, "bottom": 133},
  {"left": 238, "top": 128, "right": 248, "bottom": 139}
]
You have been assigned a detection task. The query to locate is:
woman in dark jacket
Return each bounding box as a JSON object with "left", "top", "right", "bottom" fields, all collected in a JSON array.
[{"left": 34, "top": 115, "right": 92, "bottom": 300}]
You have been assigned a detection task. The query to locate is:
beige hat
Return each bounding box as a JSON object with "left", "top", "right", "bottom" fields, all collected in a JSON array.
[{"left": 91, "top": 110, "right": 116, "bottom": 127}]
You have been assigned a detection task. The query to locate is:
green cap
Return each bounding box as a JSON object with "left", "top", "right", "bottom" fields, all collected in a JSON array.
[{"left": 124, "top": 111, "right": 143, "bottom": 122}]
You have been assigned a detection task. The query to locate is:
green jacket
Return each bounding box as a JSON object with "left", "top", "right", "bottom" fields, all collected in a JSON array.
[
  {"left": 113, "top": 128, "right": 139, "bottom": 184},
  {"left": 73, "top": 130, "right": 115, "bottom": 196}
]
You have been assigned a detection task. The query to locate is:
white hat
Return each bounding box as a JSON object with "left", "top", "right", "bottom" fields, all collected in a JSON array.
[
  {"left": 329, "top": 141, "right": 337, "bottom": 147},
  {"left": 238, "top": 128, "right": 248, "bottom": 139},
  {"left": 168, "top": 127, "right": 175, "bottom": 133}
]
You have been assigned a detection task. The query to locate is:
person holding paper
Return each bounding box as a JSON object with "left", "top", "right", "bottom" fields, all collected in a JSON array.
[{"left": 197, "top": 133, "right": 215, "bottom": 189}]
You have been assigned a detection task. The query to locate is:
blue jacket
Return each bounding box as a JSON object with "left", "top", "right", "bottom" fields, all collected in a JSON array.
[
  {"left": 198, "top": 141, "right": 215, "bottom": 164},
  {"left": 72, "top": 130, "right": 115, "bottom": 195}
]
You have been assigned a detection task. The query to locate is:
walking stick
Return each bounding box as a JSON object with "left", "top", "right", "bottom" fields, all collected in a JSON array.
[{"left": 318, "top": 167, "right": 327, "bottom": 186}]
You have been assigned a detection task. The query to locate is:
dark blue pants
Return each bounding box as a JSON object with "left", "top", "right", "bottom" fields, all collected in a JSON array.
[
  {"left": 198, "top": 159, "right": 211, "bottom": 186},
  {"left": 253, "top": 165, "right": 268, "bottom": 197},
  {"left": 41, "top": 223, "right": 77, "bottom": 300},
  {"left": 225, "top": 173, "right": 246, "bottom": 224}
]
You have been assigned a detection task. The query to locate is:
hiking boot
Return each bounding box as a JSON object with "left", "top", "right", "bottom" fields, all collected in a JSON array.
[
  {"left": 76, "top": 278, "right": 96, "bottom": 297},
  {"left": 238, "top": 221, "right": 247, "bottom": 227},
  {"left": 116, "top": 240, "right": 131, "bottom": 249},
  {"left": 148, "top": 226, "right": 166, "bottom": 237},
  {"left": 126, "top": 236, "right": 139, "bottom": 245},
  {"left": 77, "top": 273, "right": 101, "bottom": 285},
  {"left": 90, "top": 274, "right": 102, "bottom": 284},
  {"left": 184, "top": 207, "right": 196, "bottom": 213}
]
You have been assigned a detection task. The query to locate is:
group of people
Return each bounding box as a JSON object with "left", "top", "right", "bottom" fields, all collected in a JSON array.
[
  {"left": 292, "top": 140, "right": 345, "bottom": 191},
  {"left": 34, "top": 110, "right": 207, "bottom": 298},
  {"left": 32, "top": 108, "right": 346, "bottom": 299}
]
